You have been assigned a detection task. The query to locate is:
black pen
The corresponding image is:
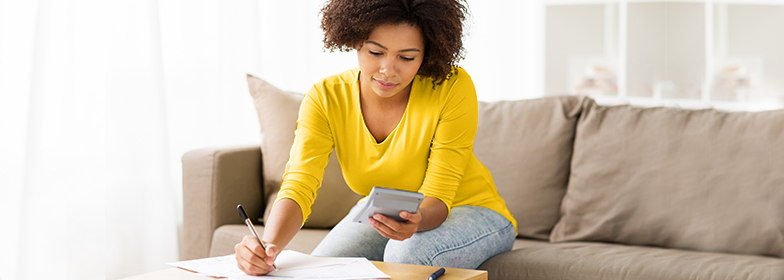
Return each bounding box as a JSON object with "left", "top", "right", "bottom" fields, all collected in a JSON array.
[
  {"left": 237, "top": 204, "right": 277, "bottom": 271},
  {"left": 427, "top": 267, "right": 445, "bottom": 280}
]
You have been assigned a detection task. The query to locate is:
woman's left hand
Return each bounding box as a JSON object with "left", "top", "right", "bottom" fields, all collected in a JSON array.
[{"left": 368, "top": 211, "right": 422, "bottom": 241}]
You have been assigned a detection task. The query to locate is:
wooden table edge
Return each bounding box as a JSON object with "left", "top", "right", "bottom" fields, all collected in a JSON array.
[
  {"left": 122, "top": 262, "right": 487, "bottom": 280},
  {"left": 370, "top": 261, "right": 487, "bottom": 280}
]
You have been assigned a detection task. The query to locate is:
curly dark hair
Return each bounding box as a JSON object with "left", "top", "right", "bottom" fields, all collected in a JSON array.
[{"left": 320, "top": 0, "right": 469, "bottom": 83}]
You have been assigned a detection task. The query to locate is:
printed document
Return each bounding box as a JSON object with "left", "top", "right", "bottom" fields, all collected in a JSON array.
[{"left": 166, "top": 250, "right": 390, "bottom": 279}]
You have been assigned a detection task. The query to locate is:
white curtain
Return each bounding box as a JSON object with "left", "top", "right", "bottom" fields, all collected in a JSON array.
[
  {"left": 1, "top": 0, "right": 108, "bottom": 279},
  {"left": 0, "top": 1, "right": 544, "bottom": 279}
]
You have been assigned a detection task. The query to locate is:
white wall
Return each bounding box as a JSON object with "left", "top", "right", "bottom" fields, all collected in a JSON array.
[{"left": 255, "top": 0, "right": 545, "bottom": 102}]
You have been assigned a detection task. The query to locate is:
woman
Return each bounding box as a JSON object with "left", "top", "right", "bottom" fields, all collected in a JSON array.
[{"left": 235, "top": 0, "right": 517, "bottom": 275}]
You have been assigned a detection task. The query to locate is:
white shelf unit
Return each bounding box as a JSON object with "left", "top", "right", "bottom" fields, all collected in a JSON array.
[{"left": 544, "top": 0, "right": 784, "bottom": 111}]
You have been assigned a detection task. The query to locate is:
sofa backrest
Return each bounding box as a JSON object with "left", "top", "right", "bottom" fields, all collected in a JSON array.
[
  {"left": 474, "top": 96, "right": 586, "bottom": 240},
  {"left": 249, "top": 73, "right": 589, "bottom": 233},
  {"left": 551, "top": 98, "right": 784, "bottom": 258}
]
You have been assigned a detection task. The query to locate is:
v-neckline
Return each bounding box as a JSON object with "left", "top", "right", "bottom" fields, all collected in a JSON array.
[{"left": 356, "top": 71, "right": 413, "bottom": 145}]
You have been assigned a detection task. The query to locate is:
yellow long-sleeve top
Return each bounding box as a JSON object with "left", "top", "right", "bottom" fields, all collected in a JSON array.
[{"left": 275, "top": 67, "right": 517, "bottom": 233}]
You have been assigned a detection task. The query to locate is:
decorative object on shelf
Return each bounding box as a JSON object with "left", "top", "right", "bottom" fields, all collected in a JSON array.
[
  {"left": 712, "top": 57, "right": 763, "bottom": 102},
  {"left": 570, "top": 56, "right": 618, "bottom": 96}
]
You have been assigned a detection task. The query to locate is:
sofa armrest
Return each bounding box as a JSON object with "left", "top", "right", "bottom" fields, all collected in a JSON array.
[{"left": 180, "top": 144, "right": 264, "bottom": 260}]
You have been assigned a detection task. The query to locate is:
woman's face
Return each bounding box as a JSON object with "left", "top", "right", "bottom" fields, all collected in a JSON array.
[{"left": 357, "top": 23, "right": 425, "bottom": 99}]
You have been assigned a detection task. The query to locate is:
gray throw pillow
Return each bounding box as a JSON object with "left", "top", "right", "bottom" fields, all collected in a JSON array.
[
  {"left": 551, "top": 98, "right": 784, "bottom": 258},
  {"left": 474, "top": 96, "right": 586, "bottom": 240},
  {"left": 247, "top": 74, "right": 361, "bottom": 228}
]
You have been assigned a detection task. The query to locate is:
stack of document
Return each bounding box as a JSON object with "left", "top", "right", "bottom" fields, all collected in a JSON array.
[{"left": 166, "top": 250, "right": 391, "bottom": 279}]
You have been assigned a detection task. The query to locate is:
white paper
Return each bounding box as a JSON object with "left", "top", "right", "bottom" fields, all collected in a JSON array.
[
  {"left": 166, "top": 250, "right": 390, "bottom": 279},
  {"left": 165, "top": 254, "right": 245, "bottom": 277}
]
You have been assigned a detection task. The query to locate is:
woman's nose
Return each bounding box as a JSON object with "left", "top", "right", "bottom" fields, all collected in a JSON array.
[{"left": 379, "top": 59, "right": 396, "bottom": 77}]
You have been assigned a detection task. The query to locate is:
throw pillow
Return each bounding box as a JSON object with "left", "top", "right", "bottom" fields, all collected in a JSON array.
[
  {"left": 474, "top": 95, "right": 587, "bottom": 240},
  {"left": 550, "top": 98, "right": 784, "bottom": 258},
  {"left": 247, "top": 74, "right": 361, "bottom": 228}
]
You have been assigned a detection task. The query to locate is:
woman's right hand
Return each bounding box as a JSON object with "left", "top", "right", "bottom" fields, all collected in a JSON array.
[{"left": 234, "top": 235, "right": 280, "bottom": 275}]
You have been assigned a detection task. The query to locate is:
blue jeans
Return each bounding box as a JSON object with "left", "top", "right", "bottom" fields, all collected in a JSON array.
[{"left": 310, "top": 201, "right": 516, "bottom": 269}]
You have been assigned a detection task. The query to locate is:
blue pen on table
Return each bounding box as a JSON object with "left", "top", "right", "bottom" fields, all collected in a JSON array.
[
  {"left": 427, "top": 267, "right": 445, "bottom": 280},
  {"left": 237, "top": 204, "right": 277, "bottom": 272}
]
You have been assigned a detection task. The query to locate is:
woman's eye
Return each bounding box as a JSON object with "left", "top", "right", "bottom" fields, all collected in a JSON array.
[
  {"left": 369, "top": 50, "right": 382, "bottom": 56},
  {"left": 400, "top": 56, "right": 415, "bottom": 61}
]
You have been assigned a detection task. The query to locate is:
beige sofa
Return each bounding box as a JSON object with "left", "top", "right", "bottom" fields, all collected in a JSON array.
[{"left": 180, "top": 76, "right": 784, "bottom": 279}]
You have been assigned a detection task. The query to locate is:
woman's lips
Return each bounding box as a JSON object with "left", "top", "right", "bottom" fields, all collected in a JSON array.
[{"left": 374, "top": 78, "right": 397, "bottom": 90}]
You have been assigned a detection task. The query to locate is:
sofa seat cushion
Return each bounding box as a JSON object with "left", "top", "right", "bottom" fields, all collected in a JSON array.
[
  {"left": 479, "top": 242, "right": 784, "bottom": 280},
  {"left": 209, "top": 225, "right": 330, "bottom": 257},
  {"left": 210, "top": 225, "right": 548, "bottom": 257},
  {"left": 512, "top": 238, "right": 550, "bottom": 251}
]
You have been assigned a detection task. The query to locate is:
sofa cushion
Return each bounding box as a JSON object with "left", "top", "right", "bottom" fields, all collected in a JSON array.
[
  {"left": 551, "top": 99, "right": 784, "bottom": 257},
  {"left": 210, "top": 225, "right": 329, "bottom": 257},
  {"left": 247, "top": 75, "right": 361, "bottom": 228},
  {"left": 511, "top": 238, "right": 550, "bottom": 251},
  {"left": 474, "top": 96, "right": 585, "bottom": 239},
  {"left": 478, "top": 242, "right": 784, "bottom": 280}
]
